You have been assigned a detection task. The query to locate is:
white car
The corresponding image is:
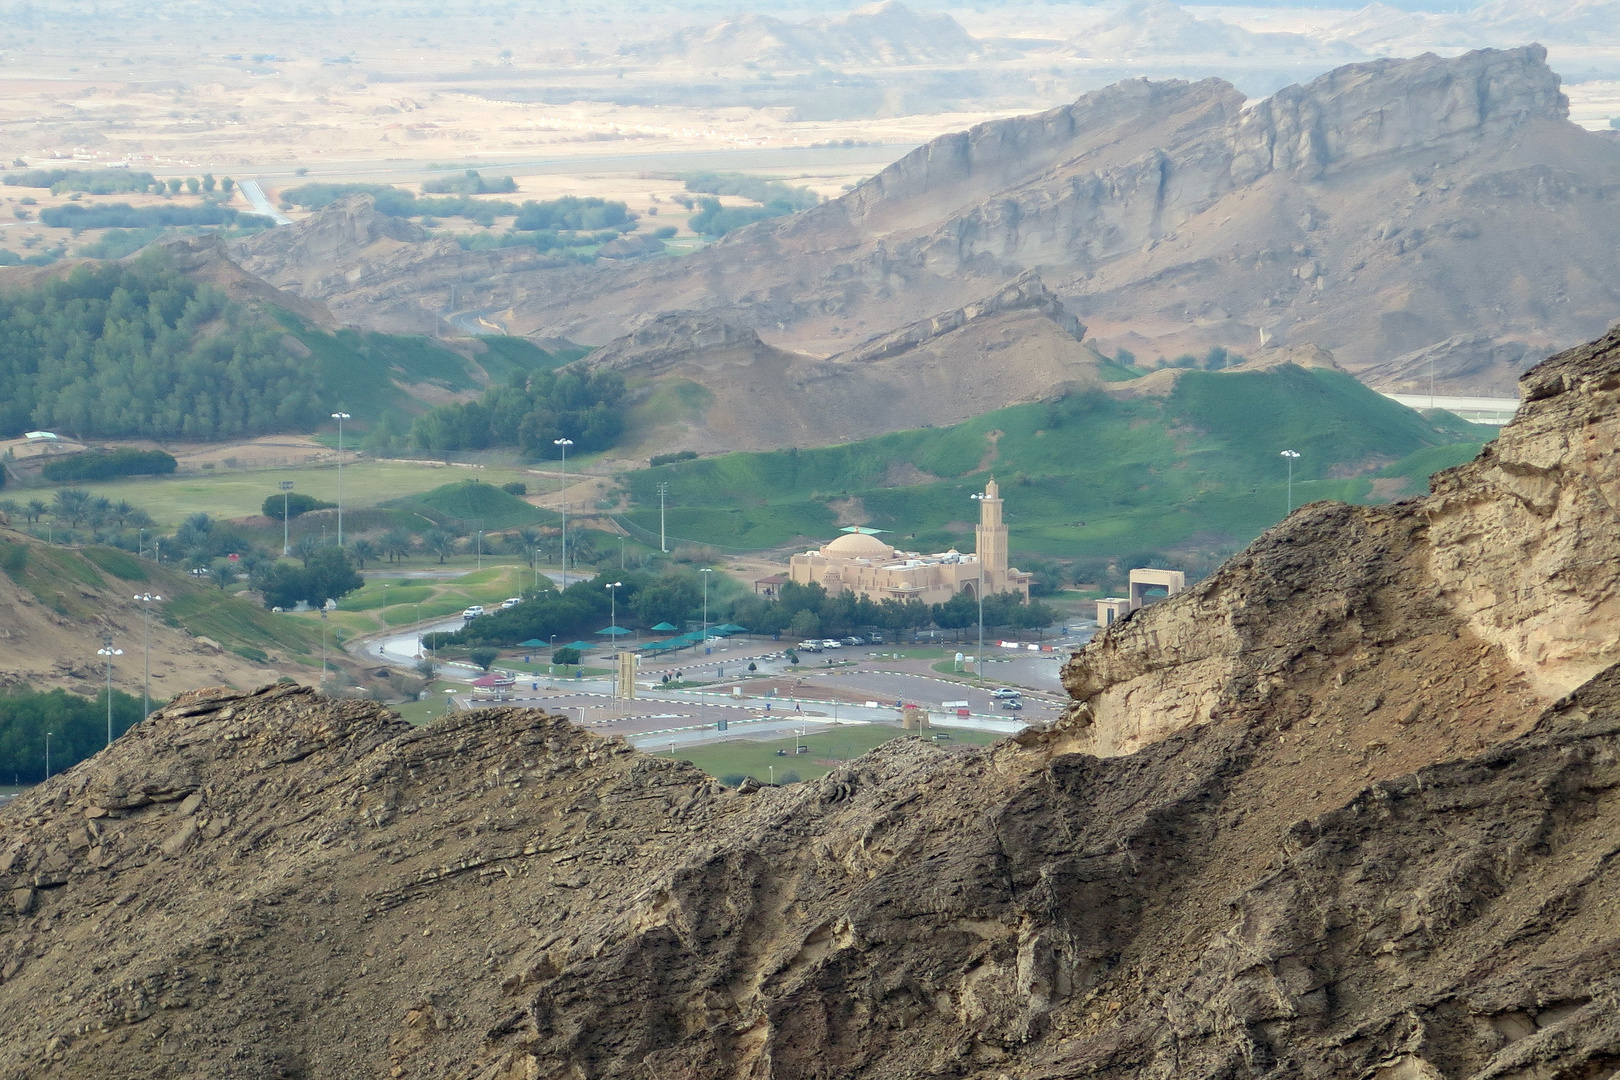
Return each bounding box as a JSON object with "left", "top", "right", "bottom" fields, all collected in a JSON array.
[
  {"left": 991, "top": 687, "right": 1022, "bottom": 699},
  {"left": 462, "top": 605, "right": 485, "bottom": 620},
  {"left": 500, "top": 597, "right": 521, "bottom": 609},
  {"left": 821, "top": 639, "right": 843, "bottom": 649},
  {"left": 797, "top": 641, "right": 823, "bottom": 652}
]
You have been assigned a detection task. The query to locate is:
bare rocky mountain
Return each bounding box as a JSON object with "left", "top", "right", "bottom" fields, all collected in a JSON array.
[
  {"left": 4, "top": 325, "right": 1620, "bottom": 1078},
  {"left": 616, "top": 1, "right": 983, "bottom": 70},
  {"left": 590, "top": 272, "right": 1104, "bottom": 454},
  {"left": 239, "top": 47, "right": 1620, "bottom": 397},
  {"left": 1069, "top": 0, "right": 1360, "bottom": 59}
]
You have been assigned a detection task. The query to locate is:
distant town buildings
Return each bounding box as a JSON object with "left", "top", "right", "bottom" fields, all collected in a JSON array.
[
  {"left": 789, "top": 478, "right": 1032, "bottom": 604},
  {"left": 1096, "top": 567, "right": 1187, "bottom": 626}
]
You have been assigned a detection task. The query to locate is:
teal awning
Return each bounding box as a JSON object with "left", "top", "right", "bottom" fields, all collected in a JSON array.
[
  {"left": 518, "top": 639, "right": 546, "bottom": 648},
  {"left": 597, "top": 625, "right": 631, "bottom": 636},
  {"left": 650, "top": 621, "right": 679, "bottom": 632},
  {"left": 562, "top": 640, "right": 595, "bottom": 652}
]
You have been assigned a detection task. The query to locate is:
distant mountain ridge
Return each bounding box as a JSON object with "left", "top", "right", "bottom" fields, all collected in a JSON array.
[{"left": 616, "top": 1, "right": 982, "bottom": 70}]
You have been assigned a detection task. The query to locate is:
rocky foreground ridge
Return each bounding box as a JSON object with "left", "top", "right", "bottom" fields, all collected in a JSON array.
[{"left": 4, "top": 331, "right": 1620, "bottom": 1078}]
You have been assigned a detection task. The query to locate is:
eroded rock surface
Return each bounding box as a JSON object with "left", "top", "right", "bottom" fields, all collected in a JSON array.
[{"left": 4, "top": 331, "right": 1620, "bottom": 1080}]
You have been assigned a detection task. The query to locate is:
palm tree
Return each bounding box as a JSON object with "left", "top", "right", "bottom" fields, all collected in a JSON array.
[
  {"left": 380, "top": 529, "right": 413, "bottom": 564},
  {"left": 52, "top": 488, "right": 91, "bottom": 527},
  {"left": 110, "top": 501, "right": 135, "bottom": 528},
  {"left": 423, "top": 529, "right": 457, "bottom": 565},
  {"left": 208, "top": 560, "right": 237, "bottom": 590},
  {"left": 348, "top": 538, "right": 379, "bottom": 569},
  {"left": 23, "top": 500, "right": 46, "bottom": 524},
  {"left": 290, "top": 534, "right": 322, "bottom": 567}
]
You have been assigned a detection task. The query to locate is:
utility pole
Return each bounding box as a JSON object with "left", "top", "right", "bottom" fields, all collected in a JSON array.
[
  {"left": 656, "top": 482, "right": 669, "bottom": 553},
  {"left": 1281, "top": 450, "right": 1301, "bottom": 513},
  {"left": 97, "top": 636, "right": 123, "bottom": 749},
  {"left": 44, "top": 731, "right": 51, "bottom": 781},
  {"left": 700, "top": 568, "right": 712, "bottom": 647},
  {"left": 554, "top": 438, "right": 573, "bottom": 589},
  {"left": 970, "top": 492, "right": 986, "bottom": 686},
  {"left": 280, "top": 480, "right": 294, "bottom": 555},
  {"left": 133, "top": 593, "right": 161, "bottom": 717},
  {"left": 331, "top": 412, "right": 350, "bottom": 545}
]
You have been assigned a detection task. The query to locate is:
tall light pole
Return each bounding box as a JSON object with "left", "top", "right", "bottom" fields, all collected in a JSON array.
[
  {"left": 606, "top": 580, "right": 622, "bottom": 631},
  {"left": 97, "top": 637, "right": 123, "bottom": 750},
  {"left": 700, "top": 567, "right": 712, "bottom": 646},
  {"left": 280, "top": 480, "right": 294, "bottom": 555},
  {"left": 133, "top": 593, "right": 162, "bottom": 717},
  {"left": 331, "top": 412, "right": 351, "bottom": 545},
  {"left": 970, "top": 492, "right": 986, "bottom": 686},
  {"left": 656, "top": 482, "right": 669, "bottom": 553},
  {"left": 320, "top": 606, "right": 328, "bottom": 686},
  {"left": 554, "top": 438, "right": 574, "bottom": 588},
  {"left": 1280, "top": 450, "right": 1301, "bottom": 513},
  {"left": 44, "top": 731, "right": 51, "bottom": 781}
]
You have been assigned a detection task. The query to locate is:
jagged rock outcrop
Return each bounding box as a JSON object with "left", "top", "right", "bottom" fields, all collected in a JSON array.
[
  {"left": 838, "top": 269, "right": 1084, "bottom": 364},
  {"left": 488, "top": 46, "right": 1620, "bottom": 394},
  {"left": 1060, "top": 322, "right": 1620, "bottom": 759},
  {"left": 5, "top": 327, "right": 1620, "bottom": 1080},
  {"left": 582, "top": 275, "right": 1102, "bottom": 453},
  {"left": 1361, "top": 333, "right": 1536, "bottom": 397}
]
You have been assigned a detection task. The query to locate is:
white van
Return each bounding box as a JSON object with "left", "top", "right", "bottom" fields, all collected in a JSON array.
[{"left": 462, "top": 605, "right": 485, "bottom": 620}]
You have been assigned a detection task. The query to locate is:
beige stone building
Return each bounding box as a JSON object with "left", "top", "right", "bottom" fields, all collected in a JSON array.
[{"left": 789, "top": 479, "right": 1031, "bottom": 604}]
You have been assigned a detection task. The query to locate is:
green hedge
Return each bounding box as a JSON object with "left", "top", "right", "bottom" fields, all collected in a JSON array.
[{"left": 41, "top": 448, "right": 178, "bottom": 482}]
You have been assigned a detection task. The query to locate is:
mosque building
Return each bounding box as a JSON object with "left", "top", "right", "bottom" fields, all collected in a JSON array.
[{"left": 788, "top": 479, "right": 1031, "bottom": 604}]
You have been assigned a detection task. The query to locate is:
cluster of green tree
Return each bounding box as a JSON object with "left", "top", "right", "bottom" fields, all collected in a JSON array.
[
  {"left": 649, "top": 449, "right": 698, "bottom": 467},
  {"left": 425, "top": 571, "right": 623, "bottom": 649},
  {"left": 72, "top": 227, "right": 167, "bottom": 260},
  {"left": 408, "top": 368, "right": 626, "bottom": 460},
  {"left": 0, "top": 686, "right": 149, "bottom": 784},
  {"left": 39, "top": 203, "right": 271, "bottom": 230},
  {"left": 0, "top": 247, "right": 60, "bottom": 267},
  {"left": 420, "top": 169, "right": 517, "bottom": 195},
  {"left": 277, "top": 183, "right": 524, "bottom": 223},
  {"left": 0, "top": 253, "right": 339, "bottom": 440},
  {"left": 40, "top": 447, "right": 177, "bottom": 482},
  {"left": 2, "top": 489, "right": 155, "bottom": 531},
  {"left": 1160, "top": 346, "right": 1243, "bottom": 371},
  {"left": 254, "top": 546, "right": 363, "bottom": 610},
  {"left": 512, "top": 196, "right": 634, "bottom": 232},
  {"left": 259, "top": 492, "right": 336, "bottom": 520},
  {"left": 680, "top": 172, "right": 819, "bottom": 211},
  {"left": 678, "top": 172, "right": 818, "bottom": 237},
  {"left": 4, "top": 170, "right": 234, "bottom": 198},
  {"left": 729, "top": 580, "right": 1056, "bottom": 641}
]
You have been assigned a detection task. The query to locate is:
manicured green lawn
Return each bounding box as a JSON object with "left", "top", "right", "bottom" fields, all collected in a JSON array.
[
  {"left": 50, "top": 461, "right": 554, "bottom": 530},
  {"left": 672, "top": 724, "right": 1001, "bottom": 785}
]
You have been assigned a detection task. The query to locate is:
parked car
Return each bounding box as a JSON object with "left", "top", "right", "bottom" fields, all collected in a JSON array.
[
  {"left": 822, "top": 639, "right": 843, "bottom": 649},
  {"left": 868, "top": 633, "right": 885, "bottom": 644},
  {"left": 991, "top": 687, "right": 1022, "bottom": 699},
  {"left": 500, "top": 597, "right": 521, "bottom": 609},
  {"left": 798, "top": 640, "right": 823, "bottom": 652},
  {"left": 843, "top": 636, "right": 865, "bottom": 646},
  {"left": 462, "top": 605, "right": 485, "bottom": 620}
]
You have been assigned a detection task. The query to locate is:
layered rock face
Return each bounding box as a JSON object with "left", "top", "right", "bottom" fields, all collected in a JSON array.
[
  {"left": 490, "top": 46, "right": 1615, "bottom": 390},
  {"left": 6, "top": 331, "right": 1620, "bottom": 1079}
]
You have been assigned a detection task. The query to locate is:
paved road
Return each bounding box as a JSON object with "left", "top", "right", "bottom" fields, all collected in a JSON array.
[
  {"left": 1382, "top": 392, "right": 1519, "bottom": 425},
  {"left": 237, "top": 179, "right": 293, "bottom": 226}
]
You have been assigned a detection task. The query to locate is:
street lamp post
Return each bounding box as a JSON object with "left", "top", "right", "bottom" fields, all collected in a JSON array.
[
  {"left": 44, "top": 731, "right": 51, "bottom": 781},
  {"left": 656, "top": 482, "right": 669, "bottom": 553},
  {"left": 554, "top": 438, "right": 574, "bottom": 588},
  {"left": 606, "top": 580, "right": 622, "bottom": 632},
  {"left": 970, "top": 493, "right": 987, "bottom": 686},
  {"left": 699, "top": 567, "right": 713, "bottom": 647},
  {"left": 331, "top": 412, "right": 351, "bottom": 545},
  {"left": 320, "top": 607, "right": 328, "bottom": 686},
  {"left": 1280, "top": 450, "right": 1301, "bottom": 513},
  {"left": 280, "top": 480, "right": 294, "bottom": 555},
  {"left": 97, "top": 637, "right": 123, "bottom": 750},
  {"left": 133, "top": 593, "right": 162, "bottom": 717}
]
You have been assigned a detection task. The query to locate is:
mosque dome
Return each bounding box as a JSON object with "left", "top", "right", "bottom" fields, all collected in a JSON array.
[{"left": 823, "top": 532, "right": 894, "bottom": 558}]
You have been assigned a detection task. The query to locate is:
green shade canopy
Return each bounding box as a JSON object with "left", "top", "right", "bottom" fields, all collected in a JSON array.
[
  {"left": 562, "top": 640, "right": 595, "bottom": 652},
  {"left": 712, "top": 623, "right": 747, "bottom": 635},
  {"left": 597, "top": 625, "right": 632, "bottom": 636},
  {"left": 518, "top": 639, "right": 547, "bottom": 648},
  {"left": 639, "top": 639, "right": 684, "bottom": 652},
  {"left": 650, "top": 622, "right": 679, "bottom": 632}
]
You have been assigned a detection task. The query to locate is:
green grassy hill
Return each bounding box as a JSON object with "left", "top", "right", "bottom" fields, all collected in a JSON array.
[
  {"left": 382, "top": 480, "right": 558, "bottom": 531},
  {"left": 620, "top": 364, "right": 1494, "bottom": 560}
]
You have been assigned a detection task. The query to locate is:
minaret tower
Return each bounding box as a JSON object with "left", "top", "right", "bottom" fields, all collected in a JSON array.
[{"left": 975, "top": 477, "right": 1008, "bottom": 593}]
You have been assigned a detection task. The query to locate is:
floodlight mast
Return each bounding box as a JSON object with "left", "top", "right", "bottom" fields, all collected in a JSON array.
[
  {"left": 1281, "top": 450, "right": 1301, "bottom": 513},
  {"left": 554, "top": 438, "right": 574, "bottom": 588},
  {"left": 331, "top": 412, "right": 351, "bottom": 545}
]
